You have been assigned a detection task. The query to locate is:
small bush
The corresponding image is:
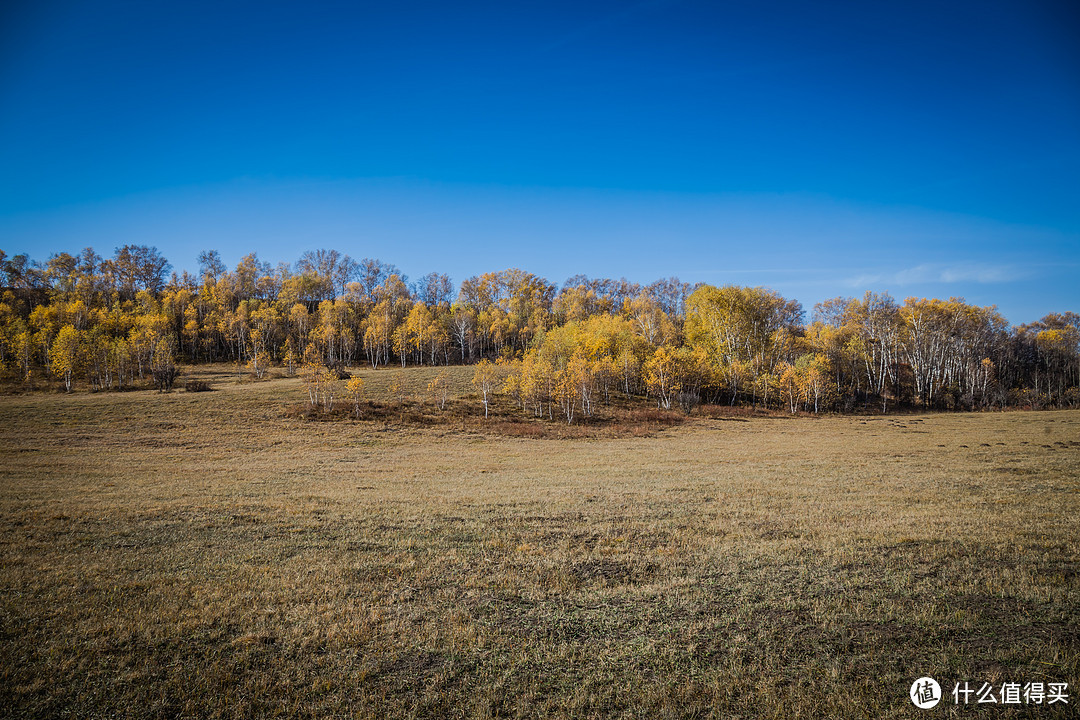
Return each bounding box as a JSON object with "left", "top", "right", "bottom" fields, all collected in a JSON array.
[
  {"left": 185, "top": 380, "right": 212, "bottom": 392},
  {"left": 676, "top": 390, "right": 700, "bottom": 413},
  {"left": 154, "top": 366, "right": 180, "bottom": 393},
  {"left": 326, "top": 362, "right": 352, "bottom": 380}
]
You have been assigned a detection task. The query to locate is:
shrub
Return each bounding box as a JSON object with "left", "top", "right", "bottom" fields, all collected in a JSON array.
[{"left": 154, "top": 365, "right": 180, "bottom": 393}]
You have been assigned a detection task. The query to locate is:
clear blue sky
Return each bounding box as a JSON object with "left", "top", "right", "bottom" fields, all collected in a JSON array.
[{"left": 1, "top": 0, "right": 1078, "bottom": 323}]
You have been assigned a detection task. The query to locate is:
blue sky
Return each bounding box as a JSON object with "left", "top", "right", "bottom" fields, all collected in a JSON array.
[{"left": 1, "top": 0, "right": 1078, "bottom": 323}]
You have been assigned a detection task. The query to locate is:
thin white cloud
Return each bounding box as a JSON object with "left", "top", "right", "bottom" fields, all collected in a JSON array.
[{"left": 844, "top": 263, "right": 1031, "bottom": 288}]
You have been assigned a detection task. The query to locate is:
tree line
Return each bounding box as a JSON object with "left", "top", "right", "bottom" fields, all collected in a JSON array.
[{"left": 1, "top": 245, "right": 1077, "bottom": 414}]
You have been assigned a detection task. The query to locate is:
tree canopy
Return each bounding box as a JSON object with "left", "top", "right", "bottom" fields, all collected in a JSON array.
[{"left": 1, "top": 246, "right": 1076, "bottom": 412}]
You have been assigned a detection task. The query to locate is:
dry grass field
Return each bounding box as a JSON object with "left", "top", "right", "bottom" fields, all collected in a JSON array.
[{"left": 1, "top": 366, "right": 1078, "bottom": 718}]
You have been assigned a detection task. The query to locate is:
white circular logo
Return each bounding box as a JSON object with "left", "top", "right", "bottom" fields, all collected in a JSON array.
[{"left": 910, "top": 677, "right": 941, "bottom": 709}]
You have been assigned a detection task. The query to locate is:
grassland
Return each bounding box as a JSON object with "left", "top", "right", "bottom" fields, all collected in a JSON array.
[{"left": 1, "top": 366, "right": 1078, "bottom": 718}]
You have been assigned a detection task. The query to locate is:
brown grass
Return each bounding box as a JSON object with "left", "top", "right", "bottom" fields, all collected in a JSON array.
[{"left": 0, "top": 366, "right": 1077, "bottom": 718}]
